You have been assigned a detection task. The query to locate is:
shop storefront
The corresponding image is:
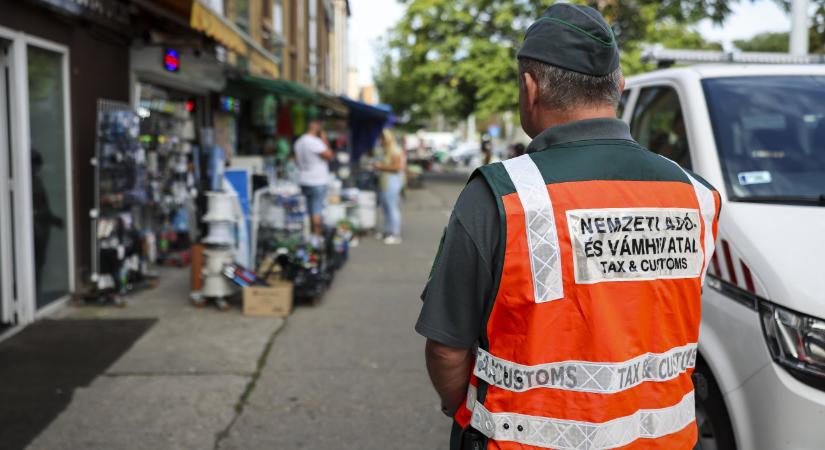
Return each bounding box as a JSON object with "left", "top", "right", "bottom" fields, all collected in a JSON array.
[
  {"left": 226, "top": 75, "right": 318, "bottom": 158},
  {"left": 0, "top": 0, "right": 131, "bottom": 329},
  {"left": 92, "top": 44, "right": 230, "bottom": 295}
]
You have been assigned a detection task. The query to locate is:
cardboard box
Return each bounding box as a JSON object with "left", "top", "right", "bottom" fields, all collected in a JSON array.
[{"left": 243, "top": 281, "right": 293, "bottom": 317}]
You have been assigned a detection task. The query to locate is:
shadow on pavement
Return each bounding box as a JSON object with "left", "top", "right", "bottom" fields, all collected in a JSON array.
[{"left": 0, "top": 318, "right": 156, "bottom": 450}]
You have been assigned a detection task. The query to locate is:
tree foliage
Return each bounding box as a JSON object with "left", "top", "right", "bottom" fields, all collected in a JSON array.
[
  {"left": 734, "top": 32, "right": 791, "bottom": 52},
  {"left": 374, "top": 0, "right": 759, "bottom": 123},
  {"left": 734, "top": 29, "right": 825, "bottom": 53}
]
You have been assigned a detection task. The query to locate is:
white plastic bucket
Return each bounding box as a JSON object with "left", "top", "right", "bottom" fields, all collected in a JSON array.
[
  {"left": 203, "top": 221, "right": 235, "bottom": 245},
  {"left": 324, "top": 203, "right": 347, "bottom": 227},
  {"left": 357, "top": 190, "right": 377, "bottom": 206},
  {"left": 203, "top": 248, "right": 235, "bottom": 274},
  {"left": 203, "top": 191, "right": 238, "bottom": 222},
  {"left": 202, "top": 273, "right": 234, "bottom": 298},
  {"left": 356, "top": 205, "right": 377, "bottom": 230},
  {"left": 260, "top": 203, "right": 286, "bottom": 228}
]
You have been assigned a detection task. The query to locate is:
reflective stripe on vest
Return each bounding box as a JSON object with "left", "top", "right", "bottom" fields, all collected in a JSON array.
[
  {"left": 678, "top": 167, "right": 717, "bottom": 284},
  {"left": 474, "top": 343, "right": 697, "bottom": 393},
  {"left": 466, "top": 383, "right": 477, "bottom": 411},
  {"left": 501, "top": 155, "right": 564, "bottom": 302},
  {"left": 469, "top": 391, "right": 695, "bottom": 449}
]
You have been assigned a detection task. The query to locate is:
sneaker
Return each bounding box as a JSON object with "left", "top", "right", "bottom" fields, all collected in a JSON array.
[
  {"left": 383, "top": 236, "right": 402, "bottom": 245},
  {"left": 374, "top": 232, "right": 385, "bottom": 240}
]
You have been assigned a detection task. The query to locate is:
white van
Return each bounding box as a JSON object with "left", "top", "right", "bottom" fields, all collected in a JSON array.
[{"left": 622, "top": 65, "right": 825, "bottom": 449}]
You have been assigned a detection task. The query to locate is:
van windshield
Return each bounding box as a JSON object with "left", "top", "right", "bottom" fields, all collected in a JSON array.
[{"left": 703, "top": 76, "right": 825, "bottom": 204}]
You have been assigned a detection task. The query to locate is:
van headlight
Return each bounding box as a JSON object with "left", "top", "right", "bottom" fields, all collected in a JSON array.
[{"left": 760, "top": 301, "right": 825, "bottom": 390}]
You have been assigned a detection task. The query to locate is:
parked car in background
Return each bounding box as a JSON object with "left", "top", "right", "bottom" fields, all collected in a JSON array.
[
  {"left": 623, "top": 64, "right": 825, "bottom": 450},
  {"left": 448, "top": 141, "right": 480, "bottom": 166}
]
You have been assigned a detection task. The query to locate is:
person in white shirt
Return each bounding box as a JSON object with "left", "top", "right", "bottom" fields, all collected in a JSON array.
[{"left": 294, "top": 120, "right": 334, "bottom": 235}]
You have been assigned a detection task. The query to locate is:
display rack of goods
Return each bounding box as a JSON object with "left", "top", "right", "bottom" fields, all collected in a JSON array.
[
  {"left": 138, "top": 96, "right": 198, "bottom": 266},
  {"left": 252, "top": 182, "right": 334, "bottom": 305},
  {"left": 90, "top": 100, "right": 155, "bottom": 304}
]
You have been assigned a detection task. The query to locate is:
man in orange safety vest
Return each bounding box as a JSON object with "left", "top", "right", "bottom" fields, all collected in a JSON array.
[{"left": 417, "top": 4, "right": 721, "bottom": 450}]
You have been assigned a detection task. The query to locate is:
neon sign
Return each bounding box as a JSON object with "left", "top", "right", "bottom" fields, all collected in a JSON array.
[{"left": 163, "top": 49, "right": 180, "bottom": 72}]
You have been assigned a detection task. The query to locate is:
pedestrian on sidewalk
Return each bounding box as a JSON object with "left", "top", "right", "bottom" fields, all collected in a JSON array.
[
  {"left": 373, "top": 129, "right": 405, "bottom": 245},
  {"left": 416, "top": 4, "right": 721, "bottom": 450},
  {"left": 295, "top": 120, "right": 334, "bottom": 236}
]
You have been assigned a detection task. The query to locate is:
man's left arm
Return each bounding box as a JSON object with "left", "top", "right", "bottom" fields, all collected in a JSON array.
[
  {"left": 425, "top": 339, "right": 474, "bottom": 416},
  {"left": 416, "top": 178, "right": 498, "bottom": 415}
]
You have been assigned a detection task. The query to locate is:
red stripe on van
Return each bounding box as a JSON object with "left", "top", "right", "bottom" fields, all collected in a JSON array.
[
  {"left": 740, "top": 260, "right": 756, "bottom": 293},
  {"left": 721, "top": 240, "right": 738, "bottom": 286}
]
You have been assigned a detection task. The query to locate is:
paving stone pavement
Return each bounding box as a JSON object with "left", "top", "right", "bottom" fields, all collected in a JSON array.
[{"left": 218, "top": 179, "right": 463, "bottom": 450}]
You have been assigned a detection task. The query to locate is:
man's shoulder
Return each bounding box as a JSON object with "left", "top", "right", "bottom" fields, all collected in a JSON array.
[
  {"left": 452, "top": 175, "right": 500, "bottom": 243},
  {"left": 295, "top": 134, "right": 315, "bottom": 144},
  {"left": 457, "top": 176, "right": 496, "bottom": 209},
  {"left": 682, "top": 168, "right": 719, "bottom": 193}
]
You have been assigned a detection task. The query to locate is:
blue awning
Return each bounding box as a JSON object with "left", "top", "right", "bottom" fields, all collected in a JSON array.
[{"left": 340, "top": 97, "right": 392, "bottom": 161}]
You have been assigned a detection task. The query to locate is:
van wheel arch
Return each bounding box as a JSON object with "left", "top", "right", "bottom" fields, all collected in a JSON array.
[{"left": 693, "top": 352, "right": 738, "bottom": 450}]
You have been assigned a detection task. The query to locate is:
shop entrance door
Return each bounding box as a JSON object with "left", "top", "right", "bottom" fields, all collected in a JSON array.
[
  {"left": 27, "top": 44, "right": 71, "bottom": 309},
  {"left": 0, "top": 30, "right": 73, "bottom": 328},
  {"left": 0, "top": 41, "right": 16, "bottom": 325}
]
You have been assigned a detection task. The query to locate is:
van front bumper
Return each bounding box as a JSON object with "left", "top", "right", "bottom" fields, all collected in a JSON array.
[{"left": 726, "top": 361, "right": 825, "bottom": 449}]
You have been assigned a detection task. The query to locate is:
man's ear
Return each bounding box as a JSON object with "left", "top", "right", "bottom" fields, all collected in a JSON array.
[{"left": 523, "top": 71, "right": 540, "bottom": 108}]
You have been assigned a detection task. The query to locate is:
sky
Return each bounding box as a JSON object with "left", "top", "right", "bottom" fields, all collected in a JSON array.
[
  {"left": 348, "top": 1, "right": 796, "bottom": 87},
  {"left": 348, "top": 0, "right": 405, "bottom": 86},
  {"left": 696, "top": 1, "right": 791, "bottom": 50}
]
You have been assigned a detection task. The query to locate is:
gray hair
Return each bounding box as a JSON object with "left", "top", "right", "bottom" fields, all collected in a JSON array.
[{"left": 518, "top": 58, "right": 623, "bottom": 111}]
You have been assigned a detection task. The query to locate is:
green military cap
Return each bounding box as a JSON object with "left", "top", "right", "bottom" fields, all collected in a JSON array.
[{"left": 517, "top": 4, "right": 620, "bottom": 77}]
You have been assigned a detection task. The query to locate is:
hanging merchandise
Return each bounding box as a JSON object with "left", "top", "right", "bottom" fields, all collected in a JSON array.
[
  {"left": 137, "top": 83, "right": 200, "bottom": 266},
  {"left": 275, "top": 137, "right": 291, "bottom": 161},
  {"left": 307, "top": 104, "right": 320, "bottom": 121},
  {"left": 276, "top": 104, "right": 294, "bottom": 138},
  {"left": 252, "top": 94, "right": 277, "bottom": 131},
  {"left": 291, "top": 103, "right": 308, "bottom": 136},
  {"left": 91, "top": 100, "right": 154, "bottom": 304}
]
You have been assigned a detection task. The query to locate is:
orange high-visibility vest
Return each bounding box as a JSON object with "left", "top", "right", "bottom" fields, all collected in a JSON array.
[{"left": 454, "top": 143, "right": 721, "bottom": 450}]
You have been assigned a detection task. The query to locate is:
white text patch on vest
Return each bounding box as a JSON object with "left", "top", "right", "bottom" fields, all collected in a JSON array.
[{"left": 566, "top": 208, "right": 703, "bottom": 284}]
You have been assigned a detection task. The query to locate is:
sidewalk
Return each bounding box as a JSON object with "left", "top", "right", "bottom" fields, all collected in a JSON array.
[
  {"left": 26, "top": 269, "right": 285, "bottom": 450},
  {"left": 20, "top": 177, "right": 464, "bottom": 450}
]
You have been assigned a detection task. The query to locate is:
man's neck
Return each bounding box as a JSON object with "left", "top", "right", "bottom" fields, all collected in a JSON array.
[{"left": 534, "top": 106, "right": 617, "bottom": 135}]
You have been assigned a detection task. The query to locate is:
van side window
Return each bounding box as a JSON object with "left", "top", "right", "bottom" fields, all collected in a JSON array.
[
  {"left": 617, "top": 91, "right": 630, "bottom": 119},
  {"left": 630, "top": 86, "right": 692, "bottom": 169}
]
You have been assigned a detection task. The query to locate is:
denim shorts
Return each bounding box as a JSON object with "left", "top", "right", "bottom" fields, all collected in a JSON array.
[{"left": 301, "top": 185, "right": 327, "bottom": 218}]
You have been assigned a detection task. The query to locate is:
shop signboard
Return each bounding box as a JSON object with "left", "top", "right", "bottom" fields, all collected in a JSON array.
[
  {"left": 30, "top": 0, "right": 131, "bottom": 29},
  {"left": 163, "top": 49, "right": 181, "bottom": 73}
]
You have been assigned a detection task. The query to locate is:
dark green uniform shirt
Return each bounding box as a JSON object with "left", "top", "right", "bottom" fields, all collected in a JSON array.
[{"left": 416, "top": 119, "right": 639, "bottom": 348}]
